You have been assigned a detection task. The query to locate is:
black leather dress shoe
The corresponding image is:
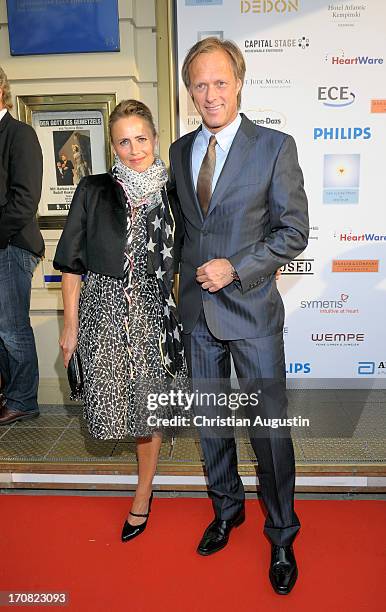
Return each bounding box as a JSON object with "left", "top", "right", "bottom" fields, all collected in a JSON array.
[
  {"left": 121, "top": 492, "right": 153, "bottom": 542},
  {"left": 0, "top": 404, "right": 40, "bottom": 426},
  {"left": 269, "top": 545, "right": 298, "bottom": 595},
  {"left": 197, "top": 508, "right": 245, "bottom": 556}
]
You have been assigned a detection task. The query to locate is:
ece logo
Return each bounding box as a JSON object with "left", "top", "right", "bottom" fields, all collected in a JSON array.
[{"left": 318, "top": 86, "right": 355, "bottom": 107}]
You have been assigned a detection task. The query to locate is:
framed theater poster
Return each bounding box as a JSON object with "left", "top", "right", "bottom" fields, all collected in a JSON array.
[{"left": 17, "top": 93, "right": 117, "bottom": 228}]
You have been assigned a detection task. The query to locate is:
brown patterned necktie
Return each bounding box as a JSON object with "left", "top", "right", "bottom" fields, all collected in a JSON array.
[{"left": 197, "top": 135, "right": 217, "bottom": 217}]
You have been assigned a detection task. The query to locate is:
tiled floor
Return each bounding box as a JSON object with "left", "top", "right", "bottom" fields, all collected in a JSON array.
[{"left": 0, "top": 389, "right": 384, "bottom": 466}]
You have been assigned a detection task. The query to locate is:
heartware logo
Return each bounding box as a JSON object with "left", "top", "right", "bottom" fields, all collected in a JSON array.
[
  {"left": 312, "top": 332, "right": 365, "bottom": 346},
  {"left": 281, "top": 258, "right": 314, "bottom": 274},
  {"left": 314, "top": 127, "right": 371, "bottom": 140},
  {"left": 318, "top": 86, "right": 355, "bottom": 107},
  {"left": 241, "top": 0, "right": 299, "bottom": 13},
  {"left": 244, "top": 36, "right": 309, "bottom": 53},
  {"left": 246, "top": 108, "right": 286, "bottom": 129},
  {"left": 325, "top": 49, "right": 383, "bottom": 65},
  {"left": 334, "top": 230, "right": 386, "bottom": 243}
]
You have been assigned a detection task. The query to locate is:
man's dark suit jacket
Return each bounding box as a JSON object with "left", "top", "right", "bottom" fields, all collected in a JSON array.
[
  {"left": 169, "top": 114, "right": 309, "bottom": 339},
  {"left": 0, "top": 111, "right": 44, "bottom": 256}
]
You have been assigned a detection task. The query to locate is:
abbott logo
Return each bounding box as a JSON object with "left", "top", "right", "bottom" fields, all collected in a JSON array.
[
  {"left": 241, "top": 0, "right": 299, "bottom": 13},
  {"left": 358, "top": 362, "right": 375, "bottom": 375}
]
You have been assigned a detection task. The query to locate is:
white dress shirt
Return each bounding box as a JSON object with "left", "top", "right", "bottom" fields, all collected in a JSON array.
[{"left": 191, "top": 113, "right": 242, "bottom": 192}]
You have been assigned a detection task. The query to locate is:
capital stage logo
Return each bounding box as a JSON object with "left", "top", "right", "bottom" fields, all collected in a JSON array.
[
  {"left": 311, "top": 332, "right": 365, "bottom": 347},
  {"left": 246, "top": 108, "right": 286, "bottom": 130},
  {"left": 244, "top": 36, "right": 309, "bottom": 54},
  {"left": 318, "top": 86, "right": 355, "bottom": 108},
  {"left": 323, "top": 154, "right": 360, "bottom": 204},
  {"left": 324, "top": 49, "right": 383, "bottom": 65},
  {"left": 241, "top": 0, "right": 299, "bottom": 14},
  {"left": 281, "top": 258, "right": 314, "bottom": 275},
  {"left": 300, "top": 293, "right": 359, "bottom": 315}
]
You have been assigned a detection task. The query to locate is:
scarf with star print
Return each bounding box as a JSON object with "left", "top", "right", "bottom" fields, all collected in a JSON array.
[{"left": 111, "top": 155, "right": 186, "bottom": 379}]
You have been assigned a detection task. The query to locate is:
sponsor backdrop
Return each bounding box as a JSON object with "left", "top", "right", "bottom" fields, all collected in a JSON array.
[{"left": 175, "top": 0, "right": 386, "bottom": 387}]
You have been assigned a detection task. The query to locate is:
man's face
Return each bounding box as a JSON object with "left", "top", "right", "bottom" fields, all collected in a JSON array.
[{"left": 188, "top": 49, "right": 241, "bottom": 133}]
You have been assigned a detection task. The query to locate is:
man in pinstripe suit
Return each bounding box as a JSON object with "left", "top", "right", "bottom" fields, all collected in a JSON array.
[{"left": 169, "top": 38, "right": 308, "bottom": 594}]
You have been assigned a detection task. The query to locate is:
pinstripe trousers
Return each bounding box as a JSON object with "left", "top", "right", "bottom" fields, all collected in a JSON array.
[{"left": 183, "top": 310, "right": 300, "bottom": 547}]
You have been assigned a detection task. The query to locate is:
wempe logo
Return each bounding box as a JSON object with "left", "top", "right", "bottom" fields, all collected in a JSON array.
[
  {"left": 325, "top": 50, "right": 383, "bottom": 65},
  {"left": 314, "top": 127, "right": 371, "bottom": 140},
  {"left": 244, "top": 36, "right": 309, "bottom": 53},
  {"left": 241, "top": 0, "right": 299, "bottom": 14},
  {"left": 311, "top": 332, "right": 365, "bottom": 346},
  {"left": 318, "top": 86, "right": 355, "bottom": 107},
  {"left": 334, "top": 230, "right": 386, "bottom": 243},
  {"left": 300, "top": 293, "right": 359, "bottom": 314},
  {"left": 281, "top": 258, "right": 314, "bottom": 274}
]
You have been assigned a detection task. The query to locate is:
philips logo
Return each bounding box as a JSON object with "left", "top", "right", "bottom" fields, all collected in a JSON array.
[{"left": 314, "top": 127, "right": 371, "bottom": 140}]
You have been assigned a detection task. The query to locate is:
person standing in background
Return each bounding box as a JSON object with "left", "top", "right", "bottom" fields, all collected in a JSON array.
[{"left": 0, "top": 66, "right": 44, "bottom": 425}]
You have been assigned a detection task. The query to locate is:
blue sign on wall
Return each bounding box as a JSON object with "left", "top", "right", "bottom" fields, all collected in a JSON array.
[{"left": 6, "top": 0, "right": 120, "bottom": 55}]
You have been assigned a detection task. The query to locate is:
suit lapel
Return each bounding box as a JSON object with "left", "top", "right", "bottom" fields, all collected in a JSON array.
[
  {"left": 181, "top": 127, "right": 204, "bottom": 223},
  {"left": 206, "top": 115, "right": 257, "bottom": 218}
]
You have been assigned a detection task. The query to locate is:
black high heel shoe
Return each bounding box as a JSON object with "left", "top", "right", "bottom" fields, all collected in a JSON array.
[{"left": 121, "top": 492, "right": 153, "bottom": 542}]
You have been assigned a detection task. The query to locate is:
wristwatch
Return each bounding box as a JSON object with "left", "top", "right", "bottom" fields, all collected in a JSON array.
[{"left": 230, "top": 265, "right": 240, "bottom": 281}]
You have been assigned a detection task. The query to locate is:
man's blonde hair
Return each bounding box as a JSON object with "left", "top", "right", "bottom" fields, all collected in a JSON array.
[
  {"left": 0, "top": 67, "right": 13, "bottom": 110},
  {"left": 182, "top": 37, "right": 246, "bottom": 108}
]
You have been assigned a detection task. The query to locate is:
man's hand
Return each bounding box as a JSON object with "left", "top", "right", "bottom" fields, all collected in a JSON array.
[{"left": 196, "top": 258, "right": 234, "bottom": 292}]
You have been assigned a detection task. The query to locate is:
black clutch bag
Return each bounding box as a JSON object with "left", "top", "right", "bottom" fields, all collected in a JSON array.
[{"left": 67, "top": 350, "right": 84, "bottom": 397}]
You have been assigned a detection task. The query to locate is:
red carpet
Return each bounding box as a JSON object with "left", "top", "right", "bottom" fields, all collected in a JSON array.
[{"left": 0, "top": 496, "right": 385, "bottom": 611}]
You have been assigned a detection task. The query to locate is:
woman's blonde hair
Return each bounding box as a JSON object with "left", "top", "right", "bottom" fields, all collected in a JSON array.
[
  {"left": 109, "top": 99, "right": 156, "bottom": 138},
  {"left": 0, "top": 66, "right": 13, "bottom": 110},
  {"left": 181, "top": 37, "right": 246, "bottom": 108}
]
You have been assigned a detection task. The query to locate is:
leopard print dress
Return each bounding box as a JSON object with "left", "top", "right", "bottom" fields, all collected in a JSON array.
[{"left": 77, "top": 202, "right": 172, "bottom": 440}]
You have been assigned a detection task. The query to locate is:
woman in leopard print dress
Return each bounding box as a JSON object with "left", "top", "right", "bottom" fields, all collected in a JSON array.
[{"left": 54, "top": 100, "right": 186, "bottom": 541}]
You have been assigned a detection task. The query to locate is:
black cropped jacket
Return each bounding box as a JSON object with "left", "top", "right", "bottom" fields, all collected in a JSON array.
[{"left": 53, "top": 173, "right": 182, "bottom": 277}]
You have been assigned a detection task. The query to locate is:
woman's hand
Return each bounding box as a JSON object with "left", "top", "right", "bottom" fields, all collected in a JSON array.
[
  {"left": 275, "top": 268, "right": 281, "bottom": 281},
  {"left": 60, "top": 325, "right": 78, "bottom": 368}
]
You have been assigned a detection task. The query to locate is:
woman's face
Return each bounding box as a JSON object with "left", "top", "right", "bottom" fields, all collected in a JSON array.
[{"left": 111, "top": 115, "right": 157, "bottom": 173}]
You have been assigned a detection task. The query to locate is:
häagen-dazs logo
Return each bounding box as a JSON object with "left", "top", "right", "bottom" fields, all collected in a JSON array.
[{"left": 246, "top": 108, "right": 287, "bottom": 129}]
